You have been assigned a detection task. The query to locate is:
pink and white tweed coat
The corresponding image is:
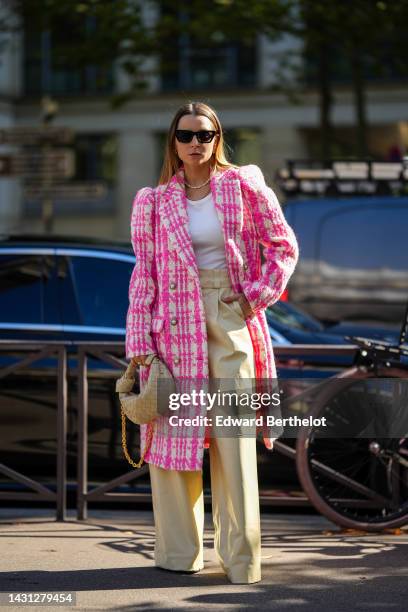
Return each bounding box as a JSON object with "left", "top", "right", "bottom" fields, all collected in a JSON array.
[{"left": 125, "top": 163, "right": 299, "bottom": 470}]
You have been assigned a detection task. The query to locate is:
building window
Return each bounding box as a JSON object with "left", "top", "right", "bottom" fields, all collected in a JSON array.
[
  {"left": 300, "top": 125, "right": 407, "bottom": 160},
  {"left": 303, "top": 38, "right": 407, "bottom": 87},
  {"left": 161, "top": 40, "right": 257, "bottom": 92},
  {"left": 223, "top": 128, "right": 262, "bottom": 166},
  {"left": 23, "top": 15, "right": 114, "bottom": 96},
  {"left": 73, "top": 134, "right": 118, "bottom": 185},
  {"left": 158, "top": 6, "right": 257, "bottom": 92}
]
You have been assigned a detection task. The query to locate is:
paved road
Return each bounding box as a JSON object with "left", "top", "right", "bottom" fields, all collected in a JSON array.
[{"left": 0, "top": 509, "right": 407, "bottom": 611}]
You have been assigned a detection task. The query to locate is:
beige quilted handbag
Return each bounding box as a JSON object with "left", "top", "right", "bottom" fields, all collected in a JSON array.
[{"left": 116, "top": 353, "right": 176, "bottom": 468}]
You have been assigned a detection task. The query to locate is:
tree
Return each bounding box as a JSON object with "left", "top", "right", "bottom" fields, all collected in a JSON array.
[
  {"left": 0, "top": 0, "right": 160, "bottom": 105},
  {"left": 1, "top": 0, "right": 407, "bottom": 158},
  {"left": 298, "top": 0, "right": 408, "bottom": 157}
]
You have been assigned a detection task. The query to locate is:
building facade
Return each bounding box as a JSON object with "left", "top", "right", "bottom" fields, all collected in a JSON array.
[{"left": 0, "top": 2, "right": 407, "bottom": 240}]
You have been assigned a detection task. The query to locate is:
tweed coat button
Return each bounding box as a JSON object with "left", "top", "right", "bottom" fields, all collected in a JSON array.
[
  {"left": 243, "top": 262, "right": 248, "bottom": 270},
  {"left": 174, "top": 357, "right": 180, "bottom": 364},
  {"left": 170, "top": 282, "right": 176, "bottom": 289},
  {"left": 171, "top": 317, "right": 177, "bottom": 325}
]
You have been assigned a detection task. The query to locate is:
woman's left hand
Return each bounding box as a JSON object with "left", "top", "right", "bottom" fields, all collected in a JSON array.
[{"left": 222, "top": 292, "right": 255, "bottom": 319}]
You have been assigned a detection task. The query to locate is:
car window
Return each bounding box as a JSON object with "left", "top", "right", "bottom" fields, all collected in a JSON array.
[
  {"left": 56, "top": 256, "right": 82, "bottom": 325},
  {"left": 69, "top": 255, "right": 133, "bottom": 328},
  {"left": 268, "top": 301, "right": 323, "bottom": 332},
  {"left": 0, "top": 254, "right": 60, "bottom": 324}
]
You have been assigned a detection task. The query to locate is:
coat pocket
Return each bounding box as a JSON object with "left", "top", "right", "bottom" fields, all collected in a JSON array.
[{"left": 151, "top": 315, "right": 165, "bottom": 333}]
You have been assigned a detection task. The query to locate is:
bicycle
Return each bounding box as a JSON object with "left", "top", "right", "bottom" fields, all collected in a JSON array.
[{"left": 276, "top": 300, "right": 408, "bottom": 531}]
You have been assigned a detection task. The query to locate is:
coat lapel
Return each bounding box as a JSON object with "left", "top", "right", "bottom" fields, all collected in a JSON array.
[
  {"left": 158, "top": 165, "right": 238, "bottom": 281},
  {"left": 158, "top": 168, "right": 198, "bottom": 279}
]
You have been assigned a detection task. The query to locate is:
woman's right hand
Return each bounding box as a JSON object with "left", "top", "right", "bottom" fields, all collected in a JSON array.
[{"left": 130, "top": 354, "right": 151, "bottom": 366}]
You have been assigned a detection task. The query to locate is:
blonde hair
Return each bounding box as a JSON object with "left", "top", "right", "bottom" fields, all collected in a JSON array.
[{"left": 158, "top": 101, "right": 238, "bottom": 186}]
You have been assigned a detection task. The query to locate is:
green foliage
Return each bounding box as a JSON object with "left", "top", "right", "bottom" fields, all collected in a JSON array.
[{"left": 1, "top": 0, "right": 407, "bottom": 155}]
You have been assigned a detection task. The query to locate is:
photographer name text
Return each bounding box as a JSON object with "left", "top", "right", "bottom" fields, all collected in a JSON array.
[{"left": 168, "top": 415, "right": 327, "bottom": 427}]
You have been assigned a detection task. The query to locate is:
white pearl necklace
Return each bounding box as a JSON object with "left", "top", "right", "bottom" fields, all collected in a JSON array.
[{"left": 184, "top": 168, "right": 215, "bottom": 189}]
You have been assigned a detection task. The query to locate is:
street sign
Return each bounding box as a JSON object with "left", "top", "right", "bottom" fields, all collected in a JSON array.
[
  {"left": 0, "top": 150, "right": 75, "bottom": 179},
  {"left": 0, "top": 126, "right": 74, "bottom": 145},
  {"left": 24, "top": 182, "right": 107, "bottom": 200}
]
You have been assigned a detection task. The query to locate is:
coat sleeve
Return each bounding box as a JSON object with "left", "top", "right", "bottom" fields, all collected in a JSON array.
[
  {"left": 238, "top": 164, "right": 299, "bottom": 313},
  {"left": 125, "top": 186, "right": 157, "bottom": 359}
]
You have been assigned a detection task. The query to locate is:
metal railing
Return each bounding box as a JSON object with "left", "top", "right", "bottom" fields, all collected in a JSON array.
[
  {"left": 0, "top": 341, "right": 67, "bottom": 521},
  {"left": 76, "top": 343, "right": 151, "bottom": 520},
  {"left": 0, "top": 339, "right": 359, "bottom": 521}
]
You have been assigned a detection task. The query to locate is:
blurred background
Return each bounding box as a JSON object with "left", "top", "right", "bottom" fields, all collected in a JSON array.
[{"left": 0, "top": 0, "right": 407, "bottom": 239}]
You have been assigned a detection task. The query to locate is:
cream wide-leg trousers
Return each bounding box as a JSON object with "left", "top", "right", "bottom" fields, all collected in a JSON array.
[{"left": 148, "top": 268, "right": 261, "bottom": 584}]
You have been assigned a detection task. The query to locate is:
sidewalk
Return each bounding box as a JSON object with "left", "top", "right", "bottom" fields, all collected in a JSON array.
[{"left": 0, "top": 508, "right": 407, "bottom": 611}]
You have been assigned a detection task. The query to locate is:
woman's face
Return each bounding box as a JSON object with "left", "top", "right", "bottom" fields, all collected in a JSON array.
[{"left": 174, "top": 114, "right": 219, "bottom": 170}]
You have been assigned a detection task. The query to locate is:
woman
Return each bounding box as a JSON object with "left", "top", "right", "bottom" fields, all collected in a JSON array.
[{"left": 125, "top": 101, "right": 299, "bottom": 584}]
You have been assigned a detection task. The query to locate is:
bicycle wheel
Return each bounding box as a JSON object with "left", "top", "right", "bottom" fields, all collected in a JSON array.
[{"left": 296, "top": 368, "right": 408, "bottom": 531}]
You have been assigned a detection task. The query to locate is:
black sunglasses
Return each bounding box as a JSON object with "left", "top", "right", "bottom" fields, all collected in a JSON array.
[{"left": 175, "top": 129, "right": 219, "bottom": 144}]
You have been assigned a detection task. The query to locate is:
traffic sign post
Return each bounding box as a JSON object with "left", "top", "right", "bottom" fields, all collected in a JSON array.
[
  {"left": 0, "top": 124, "right": 107, "bottom": 233},
  {"left": 0, "top": 126, "right": 74, "bottom": 145},
  {"left": 0, "top": 150, "right": 75, "bottom": 179},
  {"left": 24, "top": 182, "right": 107, "bottom": 200}
]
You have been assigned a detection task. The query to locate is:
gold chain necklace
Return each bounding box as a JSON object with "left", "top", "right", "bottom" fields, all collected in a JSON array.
[{"left": 184, "top": 176, "right": 210, "bottom": 189}]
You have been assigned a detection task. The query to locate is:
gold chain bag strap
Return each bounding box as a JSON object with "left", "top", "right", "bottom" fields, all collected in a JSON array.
[{"left": 116, "top": 353, "right": 176, "bottom": 468}]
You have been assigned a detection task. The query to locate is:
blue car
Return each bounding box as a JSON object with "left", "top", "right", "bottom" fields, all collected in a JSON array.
[
  {"left": 266, "top": 299, "right": 401, "bottom": 372},
  {"left": 267, "top": 299, "right": 400, "bottom": 345}
]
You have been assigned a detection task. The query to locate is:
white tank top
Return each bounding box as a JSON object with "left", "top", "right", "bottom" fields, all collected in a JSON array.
[{"left": 186, "top": 191, "right": 228, "bottom": 269}]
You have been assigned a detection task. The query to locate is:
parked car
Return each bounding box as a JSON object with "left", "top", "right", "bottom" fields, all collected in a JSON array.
[
  {"left": 277, "top": 159, "right": 408, "bottom": 325},
  {"left": 0, "top": 234, "right": 137, "bottom": 494},
  {"left": 0, "top": 233, "right": 133, "bottom": 346},
  {"left": 266, "top": 298, "right": 402, "bottom": 377},
  {"left": 267, "top": 300, "right": 400, "bottom": 355}
]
